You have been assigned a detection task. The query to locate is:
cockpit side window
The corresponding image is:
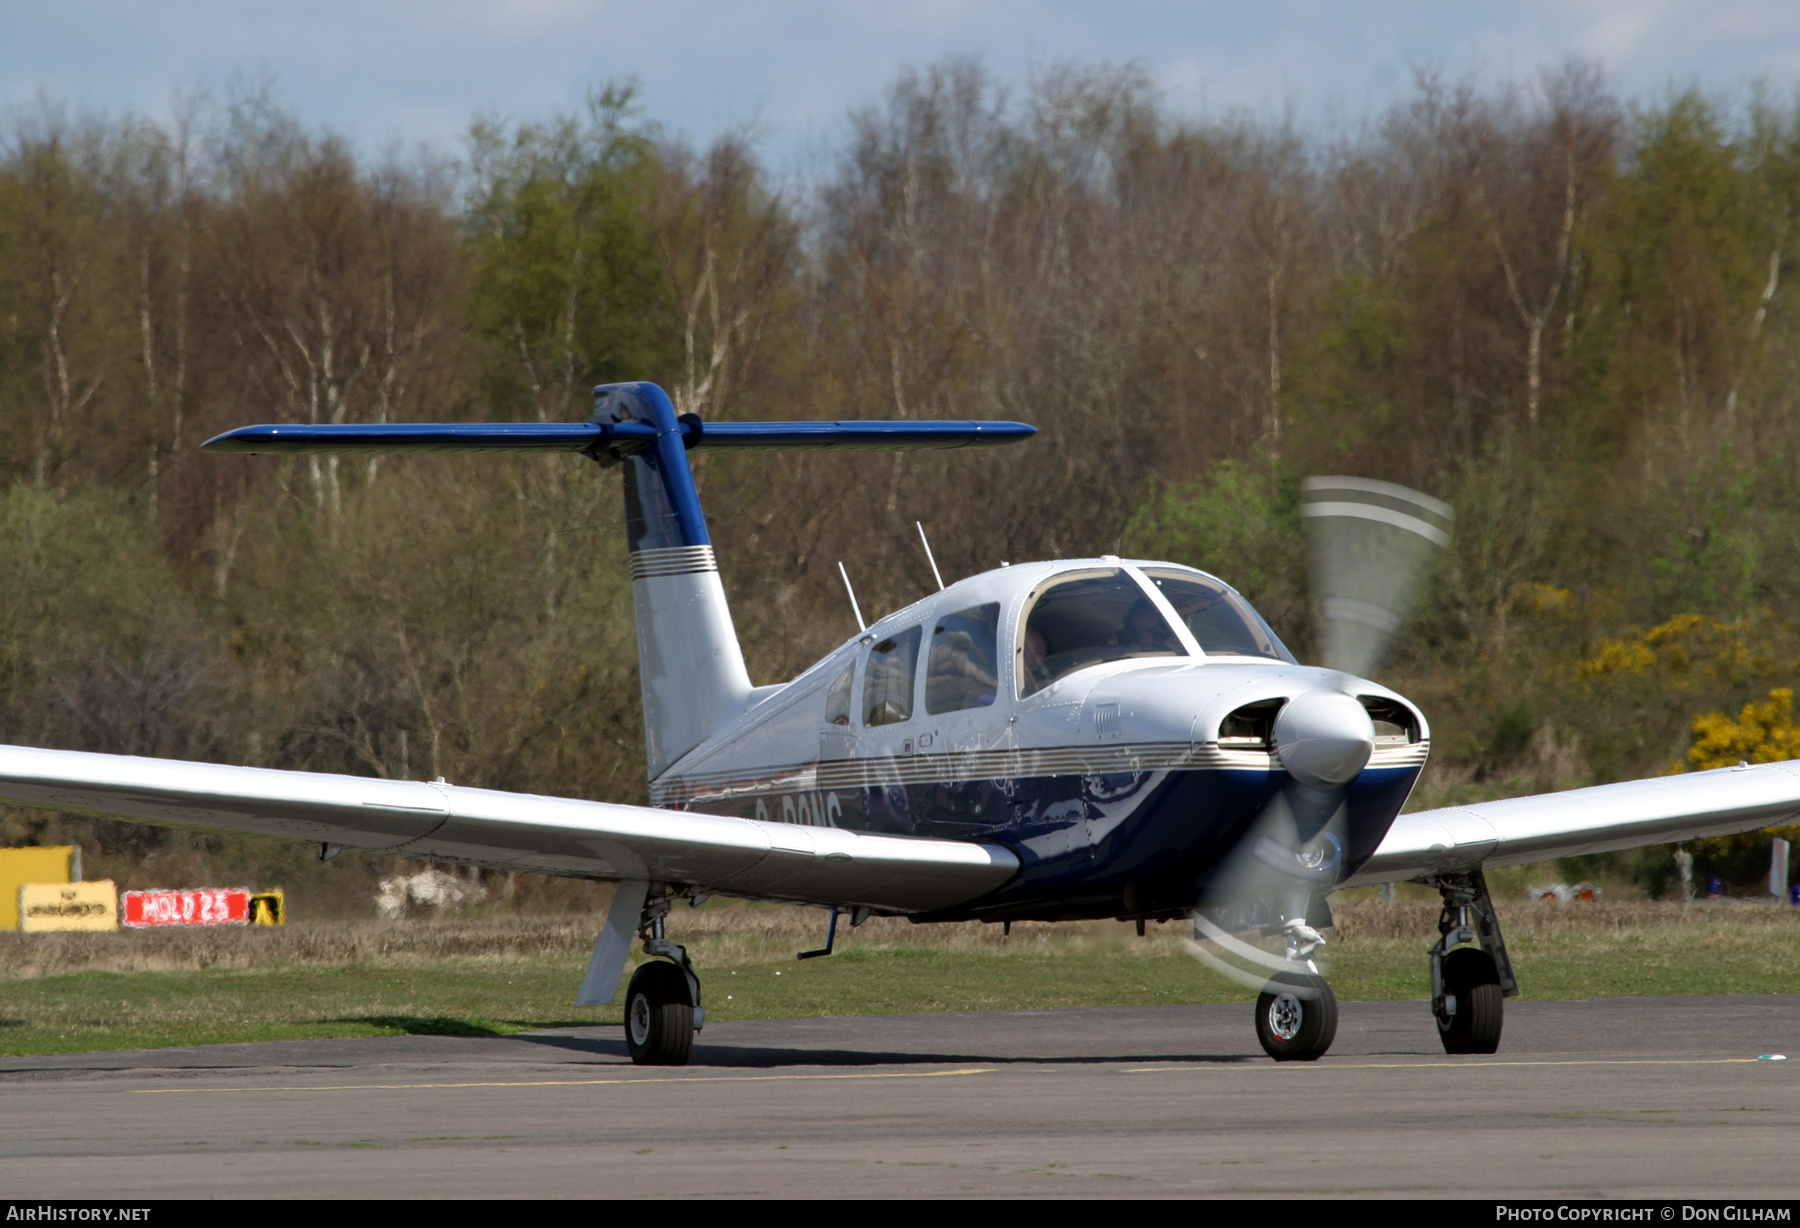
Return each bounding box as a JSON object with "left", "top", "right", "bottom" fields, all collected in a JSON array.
[
  {"left": 862, "top": 626, "right": 922, "bottom": 726},
  {"left": 926, "top": 603, "right": 1001, "bottom": 715},
  {"left": 1144, "top": 570, "right": 1296, "bottom": 663},
  {"left": 1018, "top": 570, "right": 1185, "bottom": 698},
  {"left": 824, "top": 659, "right": 855, "bottom": 726}
]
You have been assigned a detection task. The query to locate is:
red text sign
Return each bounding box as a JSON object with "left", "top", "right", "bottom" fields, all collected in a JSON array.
[{"left": 121, "top": 888, "right": 251, "bottom": 928}]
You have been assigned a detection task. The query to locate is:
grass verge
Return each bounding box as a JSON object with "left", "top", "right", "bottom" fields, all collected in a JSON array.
[{"left": 0, "top": 899, "right": 1795, "bottom": 1058}]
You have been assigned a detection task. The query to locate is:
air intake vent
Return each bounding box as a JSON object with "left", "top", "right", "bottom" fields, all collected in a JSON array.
[
  {"left": 1359, "top": 696, "right": 1419, "bottom": 745},
  {"left": 1094, "top": 702, "right": 1121, "bottom": 740},
  {"left": 1217, "top": 698, "right": 1285, "bottom": 749}
]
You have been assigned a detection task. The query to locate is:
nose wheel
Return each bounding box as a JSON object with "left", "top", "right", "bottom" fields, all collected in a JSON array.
[
  {"left": 1190, "top": 907, "right": 1343, "bottom": 1062},
  {"left": 1254, "top": 970, "right": 1338, "bottom": 1061}
]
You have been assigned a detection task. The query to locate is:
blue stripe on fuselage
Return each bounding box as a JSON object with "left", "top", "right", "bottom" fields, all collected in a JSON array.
[{"left": 692, "top": 763, "right": 1422, "bottom": 918}]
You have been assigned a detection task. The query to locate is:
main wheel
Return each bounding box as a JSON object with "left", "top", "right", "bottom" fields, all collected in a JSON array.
[
  {"left": 624, "top": 960, "right": 696, "bottom": 1066},
  {"left": 1437, "top": 947, "right": 1503, "bottom": 1055},
  {"left": 1254, "top": 971, "right": 1338, "bottom": 1061}
]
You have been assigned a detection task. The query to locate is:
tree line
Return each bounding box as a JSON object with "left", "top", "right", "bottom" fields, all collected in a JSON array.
[{"left": 5, "top": 61, "right": 1800, "bottom": 901}]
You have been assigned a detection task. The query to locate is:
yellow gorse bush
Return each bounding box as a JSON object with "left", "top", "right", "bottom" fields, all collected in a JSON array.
[
  {"left": 1687, "top": 687, "right": 1800, "bottom": 770},
  {"left": 1680, "top": 689, "right": 1800, "bottom": 885},
  {"left": 1579, "top": 613, "right": 1773, "bottom": 681}
]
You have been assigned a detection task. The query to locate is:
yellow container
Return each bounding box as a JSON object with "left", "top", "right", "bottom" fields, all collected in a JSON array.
[
  {"left": 18, "top": 880, "right": 117, "bottom": 931},
  {"left": 0, "top": 847, "right": 78, "bottom": 929}
]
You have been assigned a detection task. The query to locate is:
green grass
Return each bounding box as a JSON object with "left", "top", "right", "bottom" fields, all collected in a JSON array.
[{"left": 1, "top": 899, "right": 1796, "bottom": 1057}]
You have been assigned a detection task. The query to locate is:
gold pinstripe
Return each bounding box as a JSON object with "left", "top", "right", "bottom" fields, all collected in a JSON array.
[{"left": 650, "top": 740, "right": 1430, "bottom": 807}]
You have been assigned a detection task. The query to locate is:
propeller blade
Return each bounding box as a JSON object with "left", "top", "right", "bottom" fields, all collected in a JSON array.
[
  {"left": 1185, "top": 688, "right": 1375, "bottom": 984},
  {"left": 1184, "top": 481, "right": 1447, "bottom": 992},
  {"left": 1301, "top": 476, "right": 1452, "bottom": 678},
  {"left": 1182, "top": 924, "right": 1328, "bottom": 997}
]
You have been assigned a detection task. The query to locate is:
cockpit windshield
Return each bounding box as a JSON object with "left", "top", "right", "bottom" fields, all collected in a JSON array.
[
  {"left": 1019, "top": 569, "right": 1185, "bottom": 697},
  {"left": 1143, "top": 569, "right": 1295, "bottom": 662}
]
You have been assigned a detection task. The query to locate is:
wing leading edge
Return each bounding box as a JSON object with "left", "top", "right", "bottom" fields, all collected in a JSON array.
[
  {"left": 1339, "top": 761, "right": 1800, "bottom": 888},
  {"left": 0, "top": 744, "right": 1018, "bottom": 913}
]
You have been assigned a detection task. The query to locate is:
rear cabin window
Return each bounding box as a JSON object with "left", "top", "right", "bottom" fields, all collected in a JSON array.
[
  {"left": 862, "top": 626, "right": 922, "bottom": 726},
  {"left": 926, "top": 603, "right": 1001, "bottom": 714},
  {"left": 1144, "top": 570, "right": 1296, "bottom": 663},
  {"left": 824, "top": 660, "right": 855, "bottom": 726},
  {"left": 1019, "top": 570, "right": 1185, "bottom": 697}
]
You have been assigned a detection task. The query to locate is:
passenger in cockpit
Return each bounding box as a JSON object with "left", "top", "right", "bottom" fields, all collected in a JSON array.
[{"left": 1023, "top": 626, "right": 1051, "bottom": 693}]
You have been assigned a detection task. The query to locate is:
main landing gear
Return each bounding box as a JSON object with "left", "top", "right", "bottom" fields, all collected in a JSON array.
[
  {"left": 624, "top": 891, "right": 703, "bottom": 1066},
  {"left": 1423, "top": 869, "right": 1517, "bottom": 1055}
]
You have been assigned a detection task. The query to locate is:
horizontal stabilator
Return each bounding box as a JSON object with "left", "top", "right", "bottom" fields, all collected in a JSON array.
[{"left": 202, "top": 418, "right": 1037, "bottom": 455}]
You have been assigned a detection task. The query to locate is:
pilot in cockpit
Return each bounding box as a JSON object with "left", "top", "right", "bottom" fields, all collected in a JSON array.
[{"left": 1124, "top": 598, "right": 1183, "bottom": 654}]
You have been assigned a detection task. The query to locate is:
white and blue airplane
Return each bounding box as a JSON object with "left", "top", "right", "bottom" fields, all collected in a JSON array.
[{"left": 2, "top": 381, "right": 1796, "bottom": 1065}]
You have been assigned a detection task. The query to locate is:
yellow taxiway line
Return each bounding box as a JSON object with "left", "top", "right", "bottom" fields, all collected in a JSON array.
[
  {"left": 134, "top": 1067, "right": 999, "bottom": 1094},
  {"left": 1125, "top": 1058, "right": 1772, "bottom": 1072},
  {"left": 128, "top": 1057, "right": 1784, "bottom": 1095}
]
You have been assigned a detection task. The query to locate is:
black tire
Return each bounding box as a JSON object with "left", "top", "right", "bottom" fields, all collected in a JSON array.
[
  {"left": 624, "top": 960, "right": 696, "bottom": 1066},
  {"left": 1437, "top": 947, "right": 1504, "bottom": 1055},
  {"left": 1254, "top": 971, "right": 1338, "bottom": 1061}
]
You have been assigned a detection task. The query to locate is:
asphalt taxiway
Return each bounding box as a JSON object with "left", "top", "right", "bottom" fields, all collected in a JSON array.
[{"left": 1, "top": 996, "right": 1796, "bottom": 1198}]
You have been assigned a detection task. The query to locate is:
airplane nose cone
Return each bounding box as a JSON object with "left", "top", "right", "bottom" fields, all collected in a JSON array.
[{"left": 1273, "top": 690, "right": 1375, "bottom": 788}]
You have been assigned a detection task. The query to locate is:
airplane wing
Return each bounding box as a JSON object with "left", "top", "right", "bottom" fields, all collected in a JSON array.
[
  {"left": 1338, "top": 761, "right": 1800, "bottom": 887},
  {"left": 0, "top": 744, "right": 1018, "bottom": 913}
]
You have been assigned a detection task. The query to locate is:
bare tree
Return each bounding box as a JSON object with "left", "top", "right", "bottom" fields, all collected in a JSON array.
[
  {"left": 0, "top": 110, "right": 118, "bottom": 488},
  {"left": 1473, "top": 64, "right": 1617, "bottom": 428},
  {"left": 213, "top": 103, "right": 458, "bottom": 519},
  {"left": 651, "top": 135, "right": 794, "bottom": 424}
]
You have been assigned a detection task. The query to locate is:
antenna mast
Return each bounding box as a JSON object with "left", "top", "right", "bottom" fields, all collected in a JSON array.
[
  {"left": 916, "top": 522, "right": 945, "bottom": 591},
  {"left": 837, "top": 562, "right": 867, "bottom": 631}
]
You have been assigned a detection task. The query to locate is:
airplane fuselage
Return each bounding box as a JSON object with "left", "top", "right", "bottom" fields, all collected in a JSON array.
[{"left": 655, "top": 557, "right": 1430, "bottom": 922}]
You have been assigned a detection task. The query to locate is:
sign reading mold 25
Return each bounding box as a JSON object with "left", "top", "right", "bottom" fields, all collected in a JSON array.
[{"left": 122, "top": 888, "right": 251, "bottom": 928}]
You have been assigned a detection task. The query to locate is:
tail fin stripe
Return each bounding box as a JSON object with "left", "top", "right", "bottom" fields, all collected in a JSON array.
[{"left": 629, "top": 546, "right": 719, "bottom": 580}]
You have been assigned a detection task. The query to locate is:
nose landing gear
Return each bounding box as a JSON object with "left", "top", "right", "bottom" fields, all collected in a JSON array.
[
  {"left": 1255, "top": 969, "right": 1339, "bottom": 1061},
  {"left": 1189, "top": 905, "right": 1343, "bottom": 1062}
]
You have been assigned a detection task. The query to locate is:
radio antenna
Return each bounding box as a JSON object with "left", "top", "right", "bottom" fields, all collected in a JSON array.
[
  {"left": 837, "top": 561, "right": 866, "bottom": 631},
  {"left": 916, "top": 521, "right": 945, "bottom": 591}
]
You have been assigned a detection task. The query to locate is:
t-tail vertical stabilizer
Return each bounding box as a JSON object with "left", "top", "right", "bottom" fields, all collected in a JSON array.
[{"left": 594, "top": 383, "right": 751, "bottom": 778}]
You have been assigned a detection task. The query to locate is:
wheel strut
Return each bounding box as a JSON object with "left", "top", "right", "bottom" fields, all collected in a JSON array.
[
  {"left": 1234, "top": 894, "right": 1340, "bottom": 1062},
  {"left": 623, "top": 888, "right": 704, "bottom": 1066},
  {"left": 1422, "top": 868, "right": 1515, "bottom": 1054}
]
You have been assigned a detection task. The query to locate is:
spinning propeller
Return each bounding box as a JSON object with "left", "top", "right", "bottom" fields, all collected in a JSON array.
[{"left": 1186, "top": 477, "right": 1453, "bottom": 994}]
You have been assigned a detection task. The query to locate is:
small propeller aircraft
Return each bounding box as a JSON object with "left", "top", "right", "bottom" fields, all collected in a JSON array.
[{"left": 2, "top": 381, "right": 1796, "bottom": 1065}]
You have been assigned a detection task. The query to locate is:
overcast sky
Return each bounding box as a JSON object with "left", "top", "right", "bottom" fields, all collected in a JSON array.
[{"left": 7, "top": 1, "right": 1800, "bottom": 174}]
